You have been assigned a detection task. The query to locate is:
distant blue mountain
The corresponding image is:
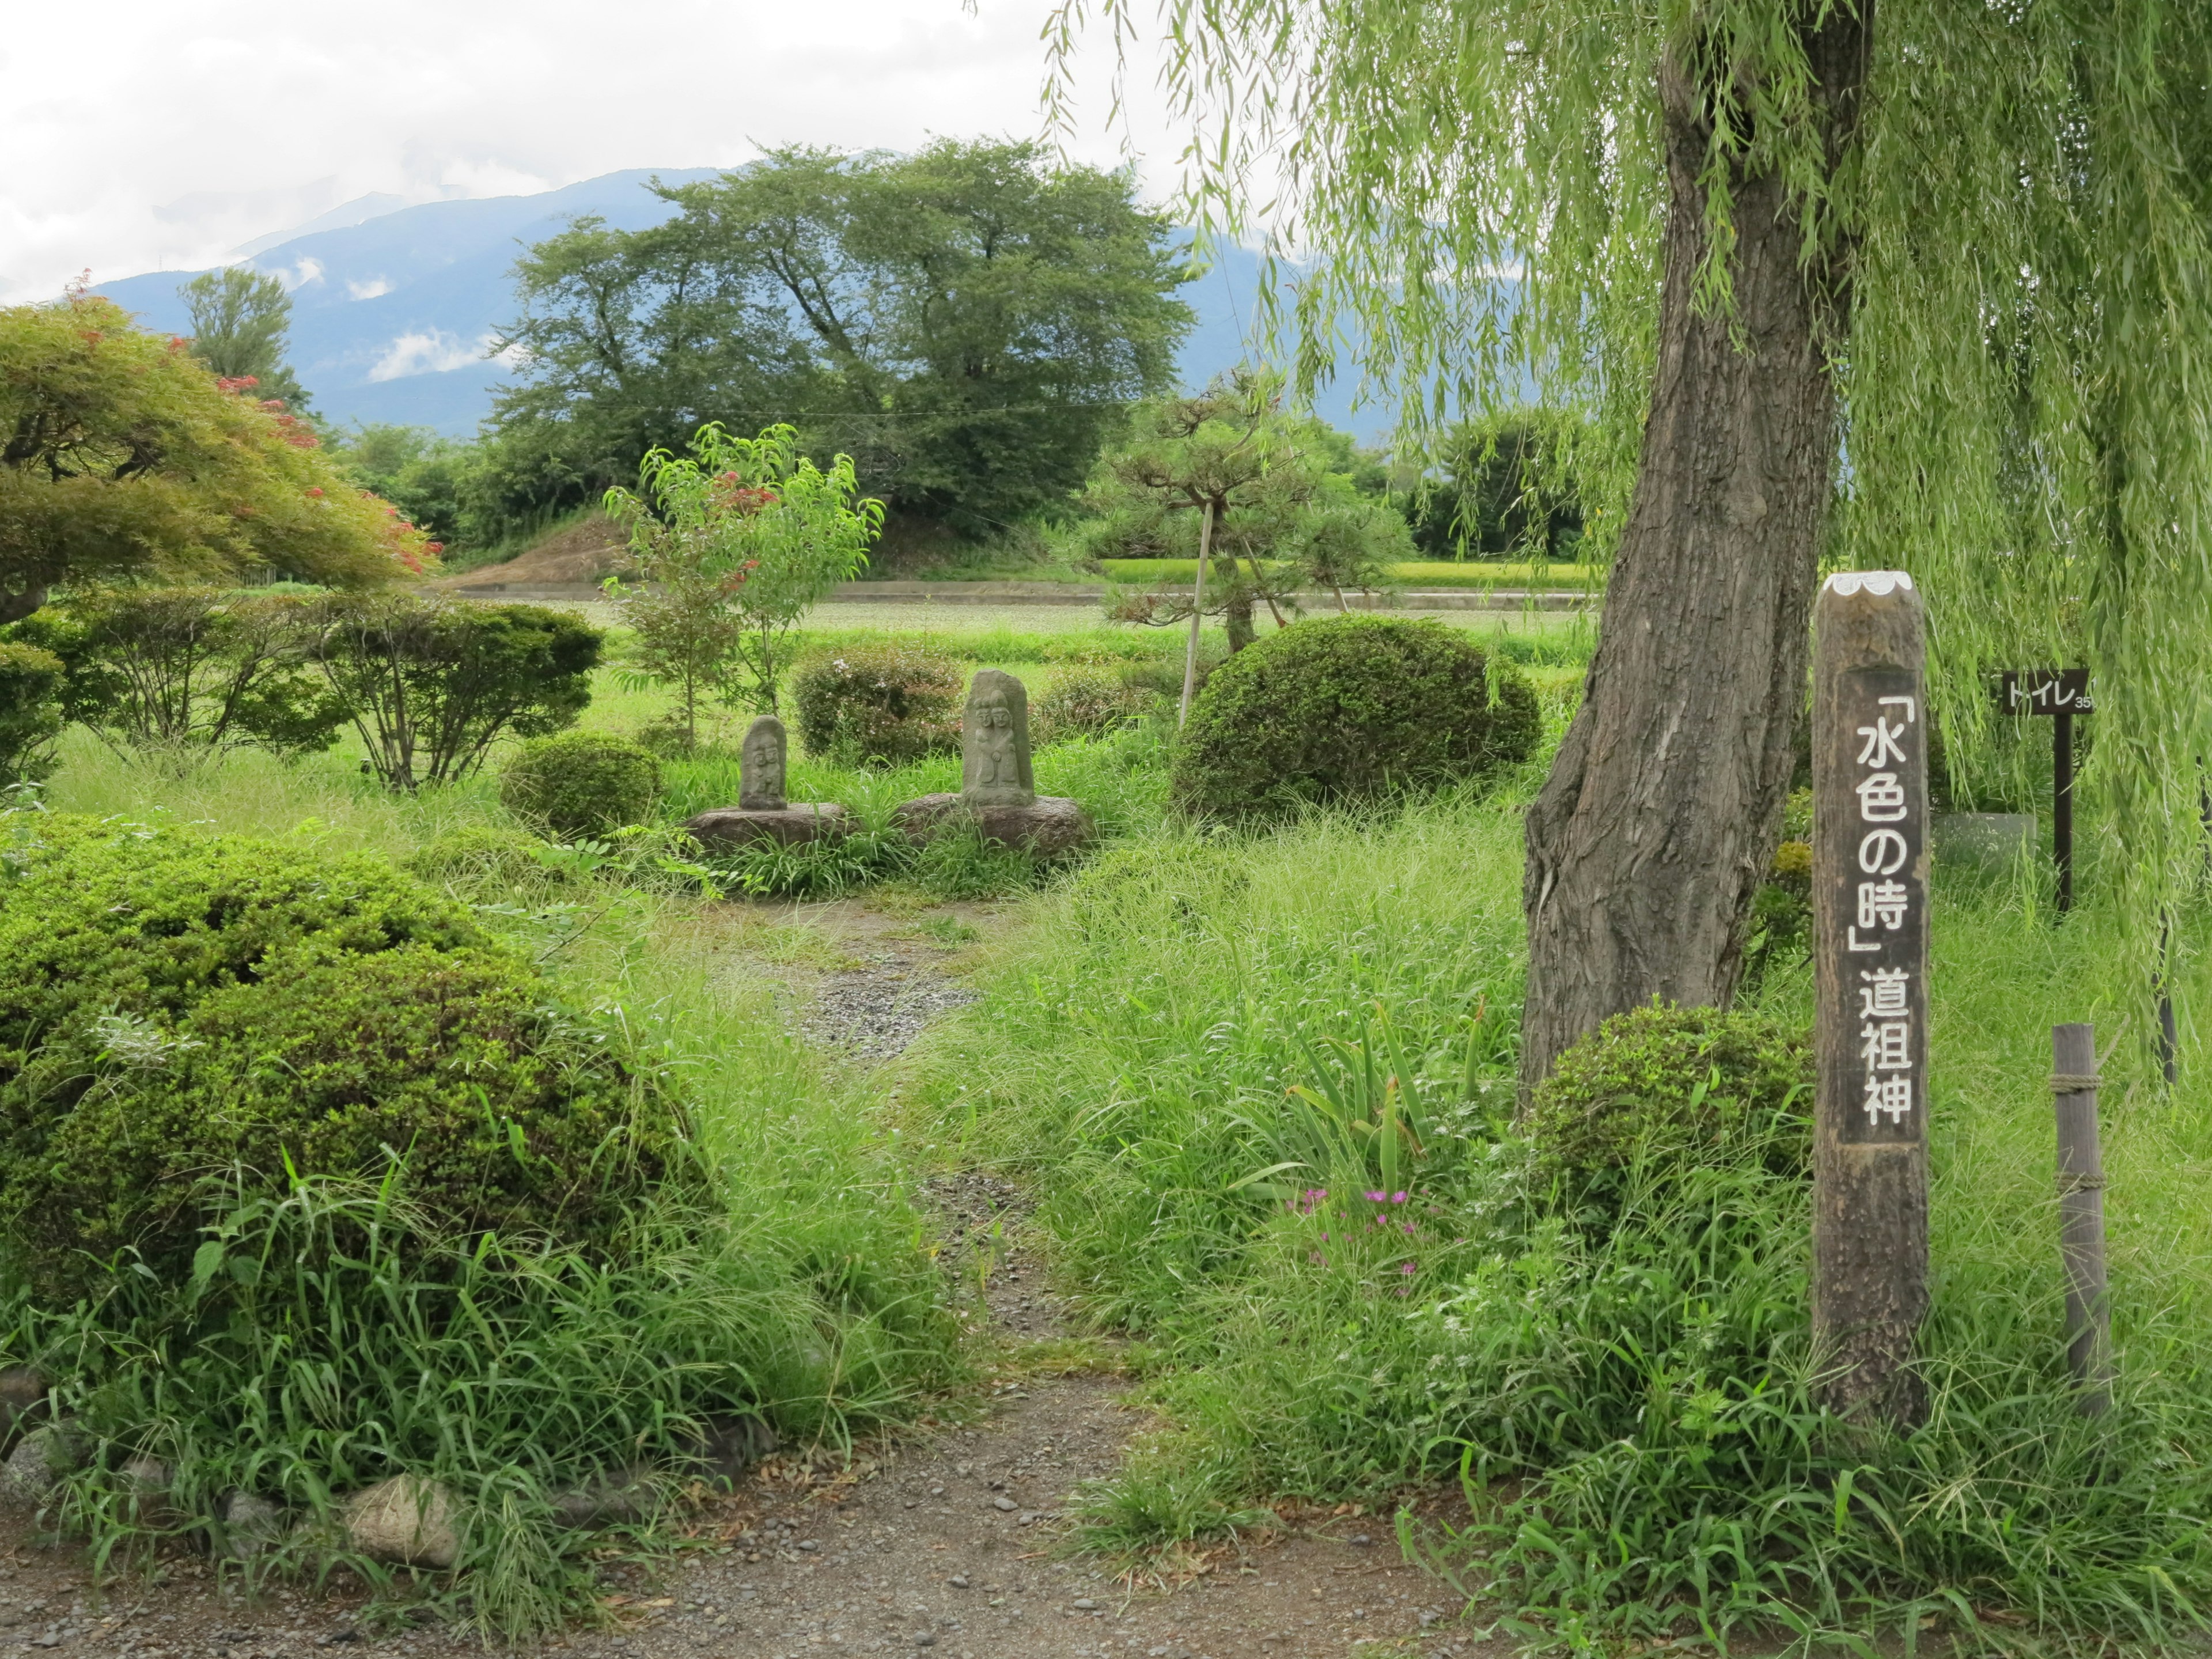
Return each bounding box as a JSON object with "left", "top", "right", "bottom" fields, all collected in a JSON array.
[{"left": 97, "top": 168, "right": 1392, "bottom": 442}]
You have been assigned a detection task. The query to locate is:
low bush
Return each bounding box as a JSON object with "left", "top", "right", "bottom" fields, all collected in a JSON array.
[
  {"left": 10, "top": 588, "right": 347, "bottom": 761},
  {"left": 1523, "top": 1002, "right": 1813, "bottom": 1204},
  {"left": 0, "top": 816, "right": 688, "bottom": 1301},
  {"left": 308, "top": 594, "right": 603, "bottom": 789},
  {"left": 0, "top": 641, "right": 65, "bottom": 786},
  {"left": 1033, "top": 666, "right": 1151, "bottom": 744},
  {"left": 501, "top": 730, "right": 664, "bottom": 840},
  {"left": 1170, "top": 615, "right": 1539, "bottom": 817},
  {"left": 790, "top": 643, "right": 962, "bottom": 764}
]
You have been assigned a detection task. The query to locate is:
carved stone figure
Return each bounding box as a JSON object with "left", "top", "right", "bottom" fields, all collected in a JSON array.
[
  {"left": 739, "top": 715, "right": 787, "bottom": 811},
  {"left": 961, "top": 669, "right": 1035, "bottom": 807},
  {"left": 894, "top": 668, "right": 1090, "bottom": 857},
  {"left": 684, "top": 711, "right": 844, "bottom": 851}
]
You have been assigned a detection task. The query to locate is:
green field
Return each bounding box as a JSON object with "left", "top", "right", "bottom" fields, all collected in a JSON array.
[{"left": 1099, "top": 558, "right": 1603, "bottom": 591}]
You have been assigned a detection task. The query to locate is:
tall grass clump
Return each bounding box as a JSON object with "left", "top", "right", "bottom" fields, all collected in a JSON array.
[
  {"left": 1, "top": 751, "right": 960, "bottom": 1634},
  {"left": 910, "top": 779, "right": 2212, "bottom": 1647}
]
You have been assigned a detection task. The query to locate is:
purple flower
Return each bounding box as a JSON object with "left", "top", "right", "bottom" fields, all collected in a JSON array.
[
  {"left": 1392, "top": 1191, "right": 1408, "bottom": 1204},
  {"left": 1399, "top": 1262, "right": 1416, "bottom": 1275},
  {"left": 1365, "top": 1190, "right": 1386, "bottom": 1203}
]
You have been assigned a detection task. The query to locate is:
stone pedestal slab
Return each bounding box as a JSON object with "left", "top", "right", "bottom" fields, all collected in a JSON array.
[
  {"left": 685, "top": 804, "right": 847, "bottom": 850},
  {"left": 892, "top": 793, "right": 1092, "bottom": 858}
]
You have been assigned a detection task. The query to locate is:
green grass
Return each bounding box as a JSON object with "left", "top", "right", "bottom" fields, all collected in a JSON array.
[{"left": 900, "top": 770, "right": 2212, "bottom": 1648}]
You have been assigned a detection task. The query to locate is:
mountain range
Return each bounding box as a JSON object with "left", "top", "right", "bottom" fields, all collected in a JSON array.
[{"left": 94, "top": 169, "right": 1385, "bottom": 442}]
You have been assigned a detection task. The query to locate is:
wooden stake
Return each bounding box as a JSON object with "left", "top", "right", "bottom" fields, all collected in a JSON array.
[
  {"left": 1811, "top": 571, "right": 1931, "bottom": 1428},
  {"left": 2052, "top": 1022, "right": 2113, "bottom": 1415},
  {"left": 1179, "top": 499, "right": 1214, "bottom": 729}
]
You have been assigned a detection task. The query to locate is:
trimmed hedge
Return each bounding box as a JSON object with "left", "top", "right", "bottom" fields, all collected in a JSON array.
[
  {"left": 790, "top": 642, "right": 962, "bottom": 764},
  {"left": 1170, "top": 615, "right": 1540, "bottom": 817},
  {"left": 1525, "top": 1003, "right": 1813, "bottom": 1202},
  {"left": 0, "top": 816, "right": 688, "bottom": 1300},
  {"left": 501, "top": 730, "right": 664, "bottom": 840}
]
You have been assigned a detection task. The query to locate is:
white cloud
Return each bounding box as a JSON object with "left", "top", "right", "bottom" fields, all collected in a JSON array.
[
  {"left": 0, "top": 1, "right": 1192, "bottom": 303},
  {"left": 368, "top": 329, "right": 491, "bottom": 382},
  {"left": 275, "top": 255, "right": 324, "bottom": 291},
  {"left": 347, "top": 276, "right": 393, "bottom": 301}
]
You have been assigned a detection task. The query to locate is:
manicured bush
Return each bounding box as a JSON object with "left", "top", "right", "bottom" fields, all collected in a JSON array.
[
  {"left": 501, "top": 730, "right": 664, "bottom": 840},
  {"left": 790, "top": 642, "right": 961, "bottom": 763},
  {"left": 0, "top": 816, "right": 687, "bottom": 1301},
  {"left": 0, "top": 641, "right": 65, "bottom": 786},
  {"left": 1524, "top": 1002, "right": 1813, "bottom": 1199},
  {"left": 1033, "top": 666, "right": 1150, "bottom": 744},
  {"left": 1169, "top": 615, "right": 1540, "bottom": 817}
]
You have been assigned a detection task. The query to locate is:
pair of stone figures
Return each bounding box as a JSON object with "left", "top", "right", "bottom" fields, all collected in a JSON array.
[{"left": 685, "top": 669, "right": 1093, "bottom": 858}]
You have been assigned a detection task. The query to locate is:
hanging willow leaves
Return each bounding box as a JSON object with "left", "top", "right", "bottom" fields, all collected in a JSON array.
[{"left": 1048, "top": 0, "right": 2212, "bottom": 1052}]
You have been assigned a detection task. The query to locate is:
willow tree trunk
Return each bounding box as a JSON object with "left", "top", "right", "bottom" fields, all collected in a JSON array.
[{"left": 1518, "top": 11, "right": 1873, "bottom": 1090}]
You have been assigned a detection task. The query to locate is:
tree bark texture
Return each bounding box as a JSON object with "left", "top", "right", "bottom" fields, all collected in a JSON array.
[{"left": 1518, "top": 8, "right": 1874, "bottom": 1091}]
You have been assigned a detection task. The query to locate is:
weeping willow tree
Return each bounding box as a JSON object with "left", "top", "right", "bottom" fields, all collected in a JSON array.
[{"left": 1048, "top": 0, "right": 2212, "bottom": 1086}]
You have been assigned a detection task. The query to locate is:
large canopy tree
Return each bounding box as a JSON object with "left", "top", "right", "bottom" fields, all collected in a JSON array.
[
  {"left": 486, "top": 139, "right": 1194, "bottom": 539},
  {"left": 2, "top": 295, "right": 426, "bottom": 623},
  {"left": 1051, "top": 0, "right": 2212, "bottom": 1085}
]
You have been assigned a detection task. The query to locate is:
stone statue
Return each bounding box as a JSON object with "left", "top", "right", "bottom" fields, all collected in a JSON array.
[
  {"left": 683, "top": 711, "right": 846, "bottom": 851},
  {"left": 739, "top": 715, "right": 787, "bottom": 811},
  {"left": 961, "top": 670, "right": 1035, "bottom": 807}
]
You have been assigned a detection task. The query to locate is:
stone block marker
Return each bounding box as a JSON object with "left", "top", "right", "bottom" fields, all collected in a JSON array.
[
  {"left": 896, "top": 669, "right": 1093, "bottom": 854},
  {"left": 683, "top": 714, "right": 847, "bottom": 850}
]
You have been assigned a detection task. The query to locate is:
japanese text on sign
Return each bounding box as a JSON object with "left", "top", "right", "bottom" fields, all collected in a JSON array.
[{"left": 1843, "top": 679, "right": 1924, "bottom": 1131}]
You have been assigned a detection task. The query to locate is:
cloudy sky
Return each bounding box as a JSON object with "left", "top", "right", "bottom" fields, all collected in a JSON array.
[{"left": 0, "top": 0, "right": 1189, "bottom": 302}]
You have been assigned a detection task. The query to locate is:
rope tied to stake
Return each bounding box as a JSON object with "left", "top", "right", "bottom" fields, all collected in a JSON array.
[
  {"left": 2056, "top": 1171, "right": 2108, "bottom": 1194},
  {"left": 2050, "top": 1073, "right": 2101, "bottom": 1093}
]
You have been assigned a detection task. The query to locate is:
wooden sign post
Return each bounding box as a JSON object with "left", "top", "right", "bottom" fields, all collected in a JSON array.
[
  {"left": 1812, "top": 571, "right": 1930, "bottom": 1428},
  {"left": 1995, "top": 668, "right": 2093, "bottom": 914}
]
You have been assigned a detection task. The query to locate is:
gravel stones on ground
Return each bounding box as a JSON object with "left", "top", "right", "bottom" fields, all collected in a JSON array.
[{"left": 803, "top": 950, "right": 978, "bottom": 1059}]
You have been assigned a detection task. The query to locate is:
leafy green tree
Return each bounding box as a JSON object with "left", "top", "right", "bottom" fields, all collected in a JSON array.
[
  {"left": 1406, "top": 410, "right": 1593, "bottom": 562},
  {"left": 488, "top": 141, "right": 1192, "bottom": 540},
  {"left": 1, "top": 294, "right": 426, "bottom": 624},
  {"left": 179, "top": 267, "right": 314, "bottom": 412},
  {"left": 604, "top": 423, "right": 880, "bottom": 717},
  {"left": 1086, "top": 377, "right": 1409, "bottom": 681},
  {"left": 1061, "top": 0, "right": 2212, "bottom": 1083},
  {"left": 306, "top": 596, "right": 602, "bottom": 789},
  {"left": 330, "top": 424, "right": 472, "bottom": 551}
]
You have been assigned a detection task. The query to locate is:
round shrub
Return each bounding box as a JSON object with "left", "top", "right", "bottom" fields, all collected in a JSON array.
[
  {"left": 501, "top": 731, "right": 664, "bottom": 840},
  {"left": 1033, "top": 666, "right": 1150, "bottom": 745},
  {"left": 1169, "top": 615, "right": 1541, "bottom": 817},
  {"left": 791, "top": 643, "right": 962, "bottom": 764},
  {"left": 1525, "top": 1003, "right": 1814, "bottom": 1199},
  {"left": 402, "top": 823, "right": 569, "bottom": 888},
  {"left": 0, "top": 817, "right": 688, "bottom": 1300}
]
